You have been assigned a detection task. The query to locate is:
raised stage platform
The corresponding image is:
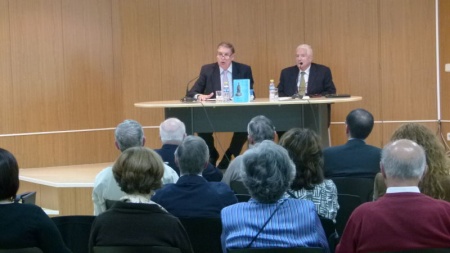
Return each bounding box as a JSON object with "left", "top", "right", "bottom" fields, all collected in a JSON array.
[{"left": 18, "top": 163, "right": 111, "bottom": 216}]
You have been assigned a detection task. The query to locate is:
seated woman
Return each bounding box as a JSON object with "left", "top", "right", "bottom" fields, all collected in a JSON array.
[
  {"left": 373, "top": 123, "right": 450, "bottom": 201},
  {"left": 89, "top": 147, "right": 193, "bottom": 253},
  {"left": 221, "top": 140, "right": 329, "bottom": 252},
  {"left": 0, "top": 148, "right": 70, "bottom": 252},
  {"left": 279, "top": 128, "right": 339, "bottom": 222}
]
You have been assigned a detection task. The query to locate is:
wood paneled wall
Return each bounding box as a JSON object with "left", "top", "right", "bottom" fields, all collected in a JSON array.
[{"left": 0, "top": 0, "right": 447, "bottom": 168}]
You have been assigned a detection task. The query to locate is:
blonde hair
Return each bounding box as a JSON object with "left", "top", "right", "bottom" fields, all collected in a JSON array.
[{"left": 391, "top": 123, "right": 450, "bottom": 200}]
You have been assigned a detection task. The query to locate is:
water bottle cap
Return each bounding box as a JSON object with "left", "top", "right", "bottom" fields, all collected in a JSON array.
[{"left": 270, "top": 79, "right": 274, "bottom": 82}]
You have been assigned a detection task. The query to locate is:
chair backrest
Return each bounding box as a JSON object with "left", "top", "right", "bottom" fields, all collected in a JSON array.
[
  {"left": 52, "top": 215, "right": 96, "bottom": 253},
  {"left": 331, "top": 177, "right": 374, "bottom": 203},
  {"left": 227, "top": 247, "right": 325, "bottom": 253},
  {"left": 105, "top": 199, "right": 119, "bottom": 210},
  {"left": 93, "top": 246, "right": 181, "bottom": 253},
  {"left": 369, "top": 249, "right": 450, "bottom": 253},
  {"left": 178, "top": 217, "right": 222, "bottom": 253},
  {"left": 230, "top": 180, "right": 249, "bottom": 194},
  {"left": 318, "top": 217, "right": 338, "bottom": 253},
  {"left": 235, "top": 194, "right": 251, "bottom": 202},
  {"left": 335, "top": 194, "right": 362, "bottom": 237},
  {"left": 14, "top": 191, "right": 37, "bottom": 204},
  {"left": 0, "top": 248, "right": 43, "bottom": 253}
]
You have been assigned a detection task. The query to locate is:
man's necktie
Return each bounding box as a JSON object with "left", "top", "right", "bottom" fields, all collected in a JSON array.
[{"left": 299, "top": 71, "right": 306, "bottom": 96}]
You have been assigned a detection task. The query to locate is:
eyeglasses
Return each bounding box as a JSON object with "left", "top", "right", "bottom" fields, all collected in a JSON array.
[{"left": 217, "top": 53, "right": 232, "bottom": 59}]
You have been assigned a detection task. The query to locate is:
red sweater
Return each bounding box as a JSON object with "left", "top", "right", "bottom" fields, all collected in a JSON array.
[{"left": 336, "top": 193, "right": 450, "bottom": 253}]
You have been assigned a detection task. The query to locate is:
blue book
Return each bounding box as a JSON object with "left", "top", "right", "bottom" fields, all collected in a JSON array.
[{"left": 232, "top": 79, "right": 250, "bottom": 103}]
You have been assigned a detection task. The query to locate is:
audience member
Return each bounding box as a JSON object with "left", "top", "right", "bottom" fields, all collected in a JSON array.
[
  {"left": 187, "top": 42, "right": 254, "bottom": 169},
  {"left": 222, "top": 115, "right": 276, "bottom": 186},
  {"left": 374, "top": 123, "right": 450, "bottom": 201},
  {"left": 323, "top": 108, "right": 381, "bottom": 178},
  {"left": 155, "top": 117, "right": 222, "bottom": 181},
  {"left": 92, "top": 119, "right": 178, "bottom": 215},
  {"left": 280, "top": 128, "right": 339, "bottom": 222},
  {"left": 0, "top": 148, "right": 71, "bottom": 252},
  {"left": 336, "top": 139, "right": 450, "bottom": 252},
  {"left": 89, "top": 147, "right": 192, "bottom": 252},
  {"left": 221, "top": 140, "right": 329, "bottom": 252},
  {"left": 152, "top": 136, "right": 237, "bottom": 218}
]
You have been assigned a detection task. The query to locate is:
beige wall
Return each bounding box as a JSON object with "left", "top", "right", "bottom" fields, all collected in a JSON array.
[{"left": 0, "top": 0, "right": 447, "bottom": 168}]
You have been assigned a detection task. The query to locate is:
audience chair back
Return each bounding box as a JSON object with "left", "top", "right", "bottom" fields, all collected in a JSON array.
[
  {"left": 179, "top": 217, "right": 222, "bottom": 253},
  {"left": 93, "top": 246, "right": 181, "bottom": 253},
  {"left": 319, "top": 217, "right": 338, "bottom": 253},
  {"left": 14, "top": 191, "right": 37, "bottom": 204},
  {"left": 331, "top": 177, "right": 374, "bottom": 203},
  {"left": 235, "top": 194, "right": 251, "bottom": 202},
  {"left": 105, "top": 199, "right": 119, "bottom": 210},
  {"left": 335, "top": 194, "right": 362, "bottom": 237},
  {"left": 227, "top": 247, "right": 326, "bottom": 253},
  {"left": 369, "top": 249, "right": 450, "bottom": 253},
  {"left": 0, "top": 248, "right": 43, "bottom": 253},
  {"left": 230, "top": 180, "right": 249, "bottom": 194},
  {"left": 52, "top": 215, "right": 96, "bottom": 253}
]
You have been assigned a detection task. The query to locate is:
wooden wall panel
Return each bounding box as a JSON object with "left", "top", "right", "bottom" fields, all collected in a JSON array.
[
  {"left": 61, "top": 0, "right": 120, "bottom": 129},
  {"left": 440, "top": 0, "right": 450, "bottom": 120},
  {"left": 310, "top": 0, "right": 381, "bottom": 124},
  {"left": 159, "top": 0, "right": 213, "bottom": 101},
  {"left": 9, "top": 0, "right": 65, "bottom": 133},
  {"left": 114, "top": 0, "right": 163, "bottom": 125},
  {"left": 1, "top": 131, "right": 117, "bottom": 168},
  {"left": 265, "top": 0, "right": 306, "bottom": 95},
  {"left": 0, "top": 0, "right": 12, "bottom": 133},
  {"left": 211, "top": 0, "right": 268, "bottom": 96},
  {"left": 380, "top": 0, "right": 437, "bottom": 121}
]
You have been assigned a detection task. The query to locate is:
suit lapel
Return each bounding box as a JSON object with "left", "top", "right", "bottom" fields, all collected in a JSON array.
[
  {"left": 307, "top": 63, "right": 316, "bottom": 92},
  {"left": 212, "top": 63, "right": 221, "bottom": 90}
]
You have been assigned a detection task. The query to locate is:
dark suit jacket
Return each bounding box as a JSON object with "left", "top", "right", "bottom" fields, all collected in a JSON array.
[
  {"left": 154, "top": 144, "right": 223, "bottom": 182},
  {"left": 152, "top": 175, "right": 237, "bottom": 218},
  {"left": 187, "top": 61, "right": 254, "bottom": 98},
  {"left": 323, "top": 139, "right": 381, "bottom": 178},
  {"left": 277, "top": 63, "right": 336, "bottom": 97}
]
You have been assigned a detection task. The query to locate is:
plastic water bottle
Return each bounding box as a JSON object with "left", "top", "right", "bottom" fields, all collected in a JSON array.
[
  {"left": 269, "top": 79, "right": 276, "bottom": 101},
  {"left": 223, "top": 81, "right": 230, "bottom": 102}
]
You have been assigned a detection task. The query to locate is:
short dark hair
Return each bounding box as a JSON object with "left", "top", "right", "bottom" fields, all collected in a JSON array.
[
  {"left": 217, "top": 42, "right": 235, "bottom": 54},
  {"left": 113, "top": 147, "right": 164, "bottom": 194},
  {"left": 0, "top": 148, "right": 19, "bottom": 200},
  {"left": 346, "top": 108, "right": 374, "bottom": 139},
  {"left": 279, "top": 128, "right": 324, "bottom": 190}
]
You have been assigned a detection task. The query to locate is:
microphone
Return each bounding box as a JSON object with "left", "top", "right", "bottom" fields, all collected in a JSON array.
[
  {"left": 292, "top": 62, "right": 304, "bottom": 99},
  {"left": 181, "top": 76, "right": 199, "bottom": 102}
]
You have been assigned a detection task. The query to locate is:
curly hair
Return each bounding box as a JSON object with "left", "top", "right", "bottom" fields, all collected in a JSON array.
[
  {"left": 279, "top": 128, "right": 324, "bottom": 191},
  {"left": 391, "top": 123, "right": 450, "bottom": 200}
]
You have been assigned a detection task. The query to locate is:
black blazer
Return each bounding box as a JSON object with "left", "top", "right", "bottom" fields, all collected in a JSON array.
[
  {"left": 277, "top": 62, "right": 336, "bottom": 97},
  {"left": 323, "top": 139, "right": 382, "bottom": 178},
  {"left": 188, "top": 61, "right": 254, "bottom": 98}
]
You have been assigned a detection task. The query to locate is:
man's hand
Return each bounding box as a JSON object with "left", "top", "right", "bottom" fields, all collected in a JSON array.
[{"left": 197, "top": 92, "right": 214, "bottom": 101}]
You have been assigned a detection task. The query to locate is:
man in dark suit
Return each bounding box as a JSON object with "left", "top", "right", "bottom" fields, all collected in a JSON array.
[
  {"left": 323, "top": 108, "right": 381, "bottom": 178},
  {"left": 278, "top": 44, "right": 336, "bottom": 97},
  {"left": 187, "top": 42, "right": 254, "bottom": 170},
  {"left": 152, "top": 135, "right": 237, "bottom": 218},
  {"left": 154, "top": 117, "right": 223, "bottom": 182}
]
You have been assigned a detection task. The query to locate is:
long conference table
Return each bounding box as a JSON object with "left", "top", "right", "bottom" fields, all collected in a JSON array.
[{"left": 135, "top": 96, "right": 362, "bottom": 147}]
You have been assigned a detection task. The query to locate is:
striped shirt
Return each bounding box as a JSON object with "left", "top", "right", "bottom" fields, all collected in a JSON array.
[{"left": 221, "top": 197, "right": 329, "bottom": 252}]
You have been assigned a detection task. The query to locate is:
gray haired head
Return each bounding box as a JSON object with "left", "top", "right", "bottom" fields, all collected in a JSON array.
[
  {"left": 381, "top": 139, "right": 426, "bottom": 181},
  {"left": 241, "top": 140, "right": 296, "bottom": 203},
  {"left": 115, "top": 120, "right": 144, "bottom": 152},
  {"left": 175, "top": 135, "right": 209, "bottom": 175},
  {"left": 159, "top": 118, "right": 186, "bottom": 144},
  {"left": 247, "top": 115, "right": 275, "bottom": 144}
]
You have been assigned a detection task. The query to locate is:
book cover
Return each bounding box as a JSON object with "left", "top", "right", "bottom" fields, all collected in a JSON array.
[{"left": 232, "top": 79, "right": 250, "bottom": 103}]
